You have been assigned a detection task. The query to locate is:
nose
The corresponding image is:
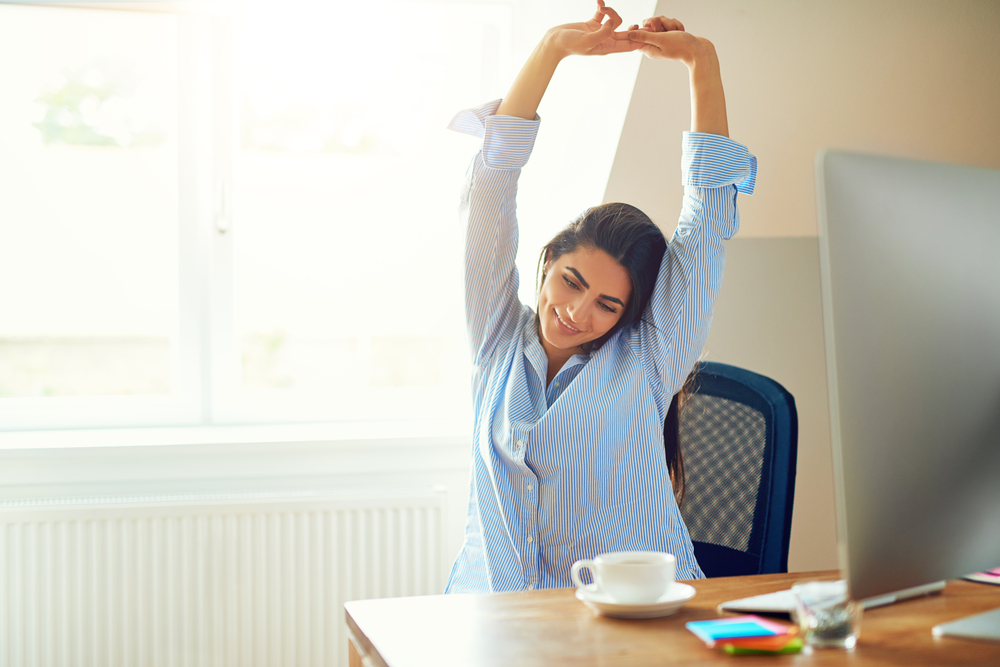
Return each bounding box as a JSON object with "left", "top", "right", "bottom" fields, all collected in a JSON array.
[{"left": 566, "top": 296, "right": 585, "bottom": 324}]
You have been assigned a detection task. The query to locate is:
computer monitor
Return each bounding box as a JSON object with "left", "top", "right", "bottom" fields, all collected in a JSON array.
[{"left": 817, "top": 151, "right": 1000, "bottom": 635}]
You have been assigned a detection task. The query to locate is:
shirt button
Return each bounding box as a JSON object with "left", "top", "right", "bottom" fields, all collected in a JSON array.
[
  {"left": 527, "top": 483, "right": 533, "bottom": 492},
  {"left": 554, "top": 382, "right": 560, "bottom": 387},
  {"left": 516, "top": 439, "right": 523, "bottom": 448},
  {"left": 526, "top": 535, "right": 533, "bottom": 544},
  {"left": 527, "top": 584, "right": 535, "bottom": 591}
]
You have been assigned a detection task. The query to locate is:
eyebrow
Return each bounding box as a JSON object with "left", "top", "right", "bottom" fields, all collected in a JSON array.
[{"left": 566, "top": 266, "right": 626, "bottom": 307}]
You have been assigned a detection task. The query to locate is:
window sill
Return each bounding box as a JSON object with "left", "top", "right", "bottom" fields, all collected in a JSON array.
[
  {"left": 0, "top": 419, "right": 473, "bottom": 501},
  {"left": 0, "top": 418, "right": 470, "bottom": 451}
]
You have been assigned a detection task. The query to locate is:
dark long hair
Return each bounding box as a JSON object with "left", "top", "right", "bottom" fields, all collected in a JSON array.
[
  {"left": 663, "top": 371, "right": 697, "bottom": 507},
  {"left": 536, "top": 202, "right": 667, "bottom": 351},
  {"left": 536, "top": 202, "right": 687, "bottom": 502}
]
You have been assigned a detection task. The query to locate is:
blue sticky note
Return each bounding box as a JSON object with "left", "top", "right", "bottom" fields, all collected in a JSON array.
[{"left": 686, "top": 618, "right": 780, "bottom": 643}]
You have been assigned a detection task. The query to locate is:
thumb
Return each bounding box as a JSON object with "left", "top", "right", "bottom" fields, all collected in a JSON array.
[
  {"left": 625, "top": 28, "right": 657, "bottom": 43},
  {"left": 594, "top": 14, "right": 616, "bottom": 37}
]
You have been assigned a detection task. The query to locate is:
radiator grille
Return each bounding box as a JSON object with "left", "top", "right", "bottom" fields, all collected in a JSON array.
[{"left": 0, "top": 492, "right": 446, "bottom": 667}]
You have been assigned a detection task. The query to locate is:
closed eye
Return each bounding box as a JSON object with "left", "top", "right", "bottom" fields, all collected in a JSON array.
[
  {"left": 562, "top": 275, "right": 580, "bottom": 290},
  {"left": 599, "top": 302, "right": 618, "bottom": 314}
]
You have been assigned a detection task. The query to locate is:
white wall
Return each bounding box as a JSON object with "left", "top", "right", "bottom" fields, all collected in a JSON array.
[
  {"left": 607, "top": 0, "right": 1000, "bottom": 238},
  {"left": 606, "top": 0, "right": 1000, "bottom": 571}
]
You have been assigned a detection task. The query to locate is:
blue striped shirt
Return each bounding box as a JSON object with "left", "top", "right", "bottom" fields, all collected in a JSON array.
[{"left": 446, "top": 99, "right": 756, "bottom": 593}]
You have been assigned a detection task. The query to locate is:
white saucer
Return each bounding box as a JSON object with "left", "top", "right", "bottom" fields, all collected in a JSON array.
[{"left": 575, "top": 582, "right": 696, "bottom": 619}]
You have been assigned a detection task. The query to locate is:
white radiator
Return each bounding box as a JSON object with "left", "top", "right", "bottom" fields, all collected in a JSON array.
[{"left": 0, "top": 490, "right": 447, "bottom": 667}]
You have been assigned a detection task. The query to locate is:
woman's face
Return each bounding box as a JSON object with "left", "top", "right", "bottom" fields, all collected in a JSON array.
[{"left": 537, "top": 246, "right": 632, "bottom": 357}]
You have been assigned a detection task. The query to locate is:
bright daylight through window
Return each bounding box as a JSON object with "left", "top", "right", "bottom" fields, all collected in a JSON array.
[
  {"left": 0, "top": 0, "right": 516, "bottom": 430},
  {"left": 0, "top": 5, "right": 180, "bottom": 407}
]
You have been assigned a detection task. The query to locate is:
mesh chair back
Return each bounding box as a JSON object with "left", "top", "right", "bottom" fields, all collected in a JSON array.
[{"left": 674, "top": 362, "right": 798, "bottom": 577}]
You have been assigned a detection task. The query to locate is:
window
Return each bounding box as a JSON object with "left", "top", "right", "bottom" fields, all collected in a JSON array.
[
  {"left": 0, "top": 3, "right": 196, "bottom": 429},
  {"left": 1, "top": 0, "right": 643, "bottom": 431}
]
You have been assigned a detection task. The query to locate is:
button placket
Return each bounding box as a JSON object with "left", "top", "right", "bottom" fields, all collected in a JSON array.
[{"left": 513, "top": 427, "right": 537, "bottom": 589}]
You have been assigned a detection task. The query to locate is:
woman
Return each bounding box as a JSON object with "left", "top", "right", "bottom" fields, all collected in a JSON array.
[{"left": 446, "top": 2, "right": 756, "bottom": 593}]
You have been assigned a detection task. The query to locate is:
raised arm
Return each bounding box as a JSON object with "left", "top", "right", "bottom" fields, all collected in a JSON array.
[{"left": 619, "top": 18, "right": 755, "bottom": 396}]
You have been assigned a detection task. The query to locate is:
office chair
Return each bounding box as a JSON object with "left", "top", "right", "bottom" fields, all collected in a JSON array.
[{"left": 666, "top": 361, "right": 798, "bottom": 577}]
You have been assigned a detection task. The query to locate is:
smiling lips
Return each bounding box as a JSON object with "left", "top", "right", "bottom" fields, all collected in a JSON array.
[{"left": 554, "top": 309, "right": 581, "bottom": 335}]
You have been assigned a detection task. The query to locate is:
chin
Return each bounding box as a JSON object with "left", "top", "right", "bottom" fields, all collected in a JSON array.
[{"left": 544, "top": 323, "right": 588, "bottom": 351}]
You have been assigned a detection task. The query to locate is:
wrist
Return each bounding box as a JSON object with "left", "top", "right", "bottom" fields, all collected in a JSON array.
[
  {"left": 685, "top": 37, "right": 718, "bottom": 72},
  {"left": 539, "top": 28, "right": 572, "bottom": 63}
]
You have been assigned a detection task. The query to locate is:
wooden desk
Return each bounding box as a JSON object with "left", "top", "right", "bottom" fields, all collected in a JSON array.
[{"left": 345, "top": 570, "right": 1000, "bottom": 666}]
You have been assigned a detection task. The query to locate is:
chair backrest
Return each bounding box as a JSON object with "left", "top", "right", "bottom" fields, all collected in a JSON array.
[{"left": 669, "top": 361, "right": 798, "bottom": 577}]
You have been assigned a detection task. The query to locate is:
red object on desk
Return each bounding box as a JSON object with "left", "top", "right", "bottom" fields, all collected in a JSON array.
[
  {"left": 964, "top": 568, "right": 1000, "bottom": 585},
  {"left": 719, "top": 626, "right": 799, "bottom": 651}
]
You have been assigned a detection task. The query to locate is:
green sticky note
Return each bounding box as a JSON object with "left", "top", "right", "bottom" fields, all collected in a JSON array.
[{"left": 723, "top": 638, "right": 804, "bottom": 655}]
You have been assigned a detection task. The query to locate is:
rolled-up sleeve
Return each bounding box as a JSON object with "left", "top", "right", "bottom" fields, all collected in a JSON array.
[
  {"left": 448, "top": 100, "right": 539, "bottom": 169},
  {"left": 682, "top": 131, "right": 757, "bottom": 195}
]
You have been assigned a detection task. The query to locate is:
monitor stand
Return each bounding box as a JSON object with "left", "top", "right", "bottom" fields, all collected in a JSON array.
[{"left": 933, "top": 607, "right": 1000, "bottom": 643}]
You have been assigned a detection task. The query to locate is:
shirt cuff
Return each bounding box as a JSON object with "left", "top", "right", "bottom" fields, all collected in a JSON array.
[
  {"left": 681, "top": 132, "right": 757, "bottom": 195},
  {"left": 448, "top": 99, "right": 541, "bottom": 170}
]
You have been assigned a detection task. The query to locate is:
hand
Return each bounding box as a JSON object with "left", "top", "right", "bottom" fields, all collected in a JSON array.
[
  {"left": 616, "top": 15, "right": 709, "bottom": 66},
  {"left": 617, "top": 16, "right": 728, "bottom": 136},
  {"left": 543, "top": 0, "right": 643, "bottom": 58}
]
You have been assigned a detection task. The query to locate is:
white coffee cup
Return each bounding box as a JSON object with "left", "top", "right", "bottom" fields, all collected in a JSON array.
[{"left": 570, "top": 551, "right": 676, "bottom": 604}]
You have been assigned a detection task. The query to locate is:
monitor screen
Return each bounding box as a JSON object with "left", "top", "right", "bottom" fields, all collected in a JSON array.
[{"left": 817, "top": 150, "right": 1000, "bottom": 601}]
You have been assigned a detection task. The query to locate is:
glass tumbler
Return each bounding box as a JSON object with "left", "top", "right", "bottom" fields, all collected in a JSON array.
[{"left": 791, "top": 580, "right": 863, "bottom": 649}]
